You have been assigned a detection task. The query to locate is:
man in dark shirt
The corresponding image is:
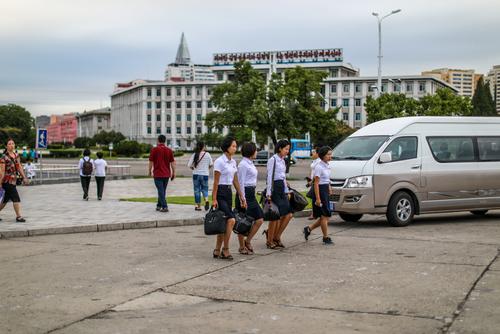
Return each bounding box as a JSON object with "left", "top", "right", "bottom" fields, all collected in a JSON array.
[{"left": 149, "top": 135, "right": 176, "bottom": 212}]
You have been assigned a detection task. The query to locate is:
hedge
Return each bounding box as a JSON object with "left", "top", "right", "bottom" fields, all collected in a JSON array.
[{"left": 48, "top": 149, "right": 83, "bottom": 158}]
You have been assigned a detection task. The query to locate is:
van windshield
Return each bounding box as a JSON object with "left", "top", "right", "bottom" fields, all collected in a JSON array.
[{"left": 333, "top": 136, "right": 389, "bottom": 161}]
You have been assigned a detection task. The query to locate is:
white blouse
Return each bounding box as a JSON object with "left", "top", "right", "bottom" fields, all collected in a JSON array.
[
  {"left": 238, "top": 157, "right": 258, "bottom": 197},
  {"left": 266, "top": 154, "right": 289, "bottom": 195},
  {"left": 188, "top": 151, "right": 213, "bottom": 176},
  {"left": 213, "top": 154, "right": 238, "bottom": 185},
  {"left": 313, "top": 160, "right": 331, "bottom": 185},
  {"left": 310, "top": 157, "right": 321, "bottom": 180}
]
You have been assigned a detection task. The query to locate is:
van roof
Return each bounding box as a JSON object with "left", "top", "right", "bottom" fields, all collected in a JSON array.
[{"left": 352, "top": 116, "right": 500, "bottom": 137}]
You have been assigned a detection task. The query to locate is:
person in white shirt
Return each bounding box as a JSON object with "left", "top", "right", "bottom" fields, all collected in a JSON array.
[
  {"left": 78, "top": 149, "right": 94, "bottom": 201},
  {"left": 212, "top": 136, "right": 246, "bottom": 260},
  {"left": 306, "top": 145, "right": 321, "bottom": 220},
  {"left": 24, "top": 159, "right": 36, "bottom": 180},
  {"left": 188, "top": 141, "right": 213, "bottom": 211},
  {"left": 93, "top": 152, "right": 108, "bottom": 201},
  {"left": 264, "top": 140, "right": 293, "bottom": 249},
  {"left": 235, "top": 142, "right": 264, "bottom": 255},
  {"left": 304, "top": 146, "right": 334, "bottom": 245}
]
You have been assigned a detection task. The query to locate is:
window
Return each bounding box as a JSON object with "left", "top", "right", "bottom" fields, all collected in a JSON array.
[
  {"left": 381, "top": 83, "right": 387, "bottom": 92},
  {"left": 196, "top": 87, "right": 202, "bottom": 96},
  {"left": 176, "top": 140, "right": 181, "bottom": 148},
  {"left": 147, "top": 89, "right": 152, "bottom": 97},
  {"left": 197, "top": 127, "right": 202, "bottom": 134},
  {"left": 478, "top": 137, "right": 500, "bottom": 161},
  {"left": 343, "top": 84, "right": 350, "bottom": 93},
  {"left": 167, "top": 139, "right": 171, "bottom": 146},
  {"left": 186, "top": 114, "right": 191, "bottom": 122},
  {"left": 330, "top": 69, "right": 338, "bottom": 77},
  {"left": 355, "top": 84, "right": 361, "bottom": 93},
  {"left": 187, "top": 127, "right": 191, "bottom": 134},
  {"left": 156, "top": 88, "right": 161, "bottom": 97},
  {"left": 186, "top": 88, "right": 191, "bottom": 96},
  {"left": 368, "top": 84, "right": 376, "bottom": 92},
  {"left": 342, "top": 113, "right": 349, "bottom": 121},
  {"left": 207, "top": 88, "right": 212, "bottom": 96},
  {"left": 427, "top": 137, "right": 475, "bottom": 162},
  {"left": 342, "top": 99, "right": 349, "bottom": 107},
  {"left": 147, "top": 114, "right": 151, "bottom": 122},
  {"left": 166, "top": 127, "right": 171, "bottom": 134},
  {"left": 147, "top": 127, "right": 151, "bottom": 134},
  {"left": 331, "top": 99, "right": 337, "bottom": 107},
  {"left": 355, "top": 99, "right": 361, "bottom": 107},
  {"left": 176, "top": 114, "right": 181, "bottom": 122},
  {"left": 147, "top": 102, "right": 152, "bottom": 109},
  {"left": 330, "top": 84, "right": 337, "bottom": 93},
  {"left": 186, "top": 101, "right": 192, "bottom": 109},
  {"left": 419, "top": 82, "right": 426, "bottom": 92},
  {"left": 166, "top": 88, "right": 171, "bottom": 96},
  {"left": 383, "top": 137, "right": 418, "bottom": 162},
  {"left": 406, "top": 83, "right": 413, "bottom": 92},
  {"left": 207, "top": 101, "right": 213, "bottom": 108},
  {"left": 197, "top": 113, "right": 202, "bottom": 121},
  {"left": 166, "top": 102, "right": 171, "bottom": 109},
  {"left": 355, "top": 112, "right": 361, "bottom": 121},
  {"left": 166, "top": 114, "right": 171, "bottom": 121},
  {"left": 156, "top": 114, "right": 161, "bottom": 122},
  {"left": 156, "top": 102, "right": 161, "bottom": 109},
  {"left": 196, "top": 101, "right": 202, "bottom": 108},
  {"left": 176, "top": 102, "right": 181, "bottom": 109},
  {"left": 176, "top": 88, "right": 181, "bottom": 97},
  {"left": 156, "top": 127, "right": 161, "bottom": 134},
  {"left": 217, "top": 73, "right": 223, "bottom": 81},
  {"left": 176, "top": 127, "right": 181, "bottom": 134},
  {"left": 394, "top": 84, "right": 401, "bottom": 92}
]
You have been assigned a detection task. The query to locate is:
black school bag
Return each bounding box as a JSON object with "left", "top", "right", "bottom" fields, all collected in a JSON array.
[
  {"left": 204, "top": 207, "right": 227, "bottom": 235},
  {"left": 289, "top": 187, "right": 308, "bottom": 212}
]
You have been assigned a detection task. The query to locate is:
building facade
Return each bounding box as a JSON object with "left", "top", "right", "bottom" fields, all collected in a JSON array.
[
  {"left": 35, "top": 115, "right": 50, "bottom": 129},
  {"left": 485, "top": 65, "right": 500, "bottom": 114},
  {"left": 421, "top": 68, "right": 481, "bottom": 98},
  {"left": 47, "top": 113, "right": 78, "bottom": 144},
  {"left": 76, "top": 107, "right": 111, "bottom": 138}
]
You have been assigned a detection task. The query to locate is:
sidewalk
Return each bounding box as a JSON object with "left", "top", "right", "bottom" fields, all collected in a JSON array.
[{"left": 0, "top": 177, "right": 310, "bottom": 238}]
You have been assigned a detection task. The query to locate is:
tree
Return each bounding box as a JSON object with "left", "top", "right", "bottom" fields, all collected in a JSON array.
[
  {"left": 419, "top": 88, "right": 472, "bottom": 116},
  {"left": 0, "top": 104, "right": 35, "bottom": 146},
  {"left": 472, "top": 77, "right": 496, "bottom": 116},
  {"left": 74, "top": 137, "right": 95, "bottom": 148},
  {"left": 195, "top": 132, "right": 224, "bottom": 150},
  {"left": 92, "top": 130, "right": 126, "bottom": 146},
  {"left": 115, "top": 140, "right": 142, "bottom": 157}
]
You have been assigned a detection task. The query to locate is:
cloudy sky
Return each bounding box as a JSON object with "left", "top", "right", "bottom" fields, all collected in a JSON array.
[{"left": 1, "top": 0, "right": 499, "bottom": 116}]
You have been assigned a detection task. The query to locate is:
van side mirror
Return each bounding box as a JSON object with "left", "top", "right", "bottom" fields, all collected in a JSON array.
[{"left": 379, "top": 152, "right": 392, "bottom": 163}]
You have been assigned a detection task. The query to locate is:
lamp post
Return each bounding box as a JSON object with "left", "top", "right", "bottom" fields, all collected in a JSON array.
[{"left": 372, "top": 9, "right": 401, "bottom": 98}]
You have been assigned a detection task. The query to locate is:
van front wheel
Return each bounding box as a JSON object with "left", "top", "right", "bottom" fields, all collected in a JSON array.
[
  {"left": 338, "top": 213, "right": 363, "bottom": 223},
  {"left": 386, "top": 191, "right": 415, "bottom": 227},
  {"left": 471, "top": 210, "right": 488, "bottom": 216}
]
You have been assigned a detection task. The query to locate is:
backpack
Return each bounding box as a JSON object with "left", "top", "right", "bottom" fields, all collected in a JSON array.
[{"left": 82, "top": 158, "right": 93, "bottom": 176}]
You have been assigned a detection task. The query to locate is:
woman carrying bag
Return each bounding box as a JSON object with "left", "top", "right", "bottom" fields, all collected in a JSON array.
[
  {"left": 264, "top": 140, "right": 293, "bottom": 249},
  {"left": 303, "top": 146, "right": 334, "bottom": 245},
  {"left": 188, "top": 141, "right": 213, "bottom": 211},
  {"left": 235, "top": 142, "right": 264, "bottom": 255},
  {"left": 211, "top": 136, "right": 246, "bottom": 260}
]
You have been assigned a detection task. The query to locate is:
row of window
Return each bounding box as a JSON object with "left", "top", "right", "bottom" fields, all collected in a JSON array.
[
  {"left": 341, "top": 112, "right": 362, "bottom": 121},
  {"left": 147, "top": 126, "right": 203, "bottom": 135},
  {"left": 331, "top": 82, "right": 427, "bottom": 94},
  {"left": 146, "top": 114, "right": 204, "bottom": 122},
  {"left": 382, "top": 136, "right": 500, "bottom": 163},
  {"left": 146, "top": 87, "right": 212, "bottom": 98},
  {"left": 146, "top": 101, "right": 213, "bottom": 109}
]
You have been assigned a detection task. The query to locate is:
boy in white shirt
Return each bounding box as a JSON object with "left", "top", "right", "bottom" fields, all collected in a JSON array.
[
  {"left": 24, "top": 159, "right": 36, "bottom": 180},
  {"left": 93, "top": 152, "right": 108, "bottom": 200}
]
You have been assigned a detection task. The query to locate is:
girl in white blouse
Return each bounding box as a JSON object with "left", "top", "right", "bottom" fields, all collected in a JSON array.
[
  {"left": 304, "top": 146, "right": 334, "bottom": 245},
  {"left": 235, "top": 142, "right": 264, "bottom": 255},
  {"left": 188, "top": 141, "right": 213, "bottom": 211},
  {"left": 264, "top": 139, "right": 293, "bottom": 249},
  {"left": 212, "top": 136, "right": 246, "bottom": 260}
]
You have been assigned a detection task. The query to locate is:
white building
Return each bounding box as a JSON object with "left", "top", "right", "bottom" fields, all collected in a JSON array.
[
  {"left": 485, "top": 65, "right": 500, "bottom": 114},
  {"left": 76, "top": 107, "right": 112, "bottom": 138},
  {"left": 422, "top": 68, "right": 480, "bottom": 98}
]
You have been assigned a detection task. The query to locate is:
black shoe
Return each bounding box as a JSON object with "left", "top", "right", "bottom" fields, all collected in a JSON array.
[
  {"left": 98, "top": 197, "right": 102, "bottom": 201},
  {"left": 323, "top": 237, "right": 334, "bottom": 245},
  {"left": 160, "top": 208, "right": 169, "bottom": 212},
  {"left": 156, "top": 207, "right": 161, "bottom": 211},
  {"left": 303, "top": 226, "right": 311, "bottom": 241},
  {"left": 0, "top": 218, "right": 3, "bottom": 222},
  {"left": 204, "top": 201, "right": 210, "bottom": 211},
  {"left": 16, "top": 217, "right": 26, "bottom": 223}
]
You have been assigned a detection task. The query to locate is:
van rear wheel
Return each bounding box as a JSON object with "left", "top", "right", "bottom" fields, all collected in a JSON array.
[
  {"left": 339, "top": 213, "right": 363, "bottom": 223},
  {"left": 386, "top": 191, "right": 415, "bottom": 227},
  {"left": 471, "top": 210, "right": 488, "bottom": 216}
]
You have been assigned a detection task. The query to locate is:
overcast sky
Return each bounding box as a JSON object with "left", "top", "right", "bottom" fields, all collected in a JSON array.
[{"left": 1, "top": 0, "right": 499, "bottom": 116}]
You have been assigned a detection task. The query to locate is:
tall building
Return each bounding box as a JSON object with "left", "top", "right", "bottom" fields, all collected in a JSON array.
[
  {"left": 47, "top": 113, "right": 78, "bottom": 144},
  {"left": 485, "top": 65, "right": 500, "bottom": 114},
  {"left": 76, "top": 107, "right": 111, "bottom": 138},
  {"left": 421, "top": 68, "right": 480, "bottom": 98}
]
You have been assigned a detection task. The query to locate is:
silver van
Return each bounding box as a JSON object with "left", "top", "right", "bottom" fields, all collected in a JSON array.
[{"left": 330, "top": 116, "right": 500, "bottom": 226}]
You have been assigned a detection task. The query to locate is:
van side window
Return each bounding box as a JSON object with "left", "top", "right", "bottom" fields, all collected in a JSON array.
[
  {"left": 478, "top": 137, "right": 500, "bottom": 161},
  {"left": 427, "top": 137, "right": 475, "bottom": 162},
  {"left": 383, "top": 137, "right": 418, "bottom": 162}
]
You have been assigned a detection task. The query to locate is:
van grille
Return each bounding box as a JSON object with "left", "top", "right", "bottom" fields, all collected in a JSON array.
[
  {"left": 330, "top": 179, "right": 346, "bottom": 187},
  {"left": 329, "top": 194, "right": 340, "bottom": 202}
]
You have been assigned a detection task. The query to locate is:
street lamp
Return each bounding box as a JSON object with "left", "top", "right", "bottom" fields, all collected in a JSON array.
[{"left": 372, "top": 9, "right": 402, "bottom": 98}]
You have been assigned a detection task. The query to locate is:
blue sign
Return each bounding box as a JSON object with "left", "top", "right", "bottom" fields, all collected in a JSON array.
[{"left": 37, "top": 129, "right": 48, "bottom": 149}]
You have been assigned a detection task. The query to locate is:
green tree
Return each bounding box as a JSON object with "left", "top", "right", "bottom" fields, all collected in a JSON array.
[
  {"left": 195, "top": 132, "right": 225, "bottom": 150},
  {"left": 92, "top": 130, "right": 126, "bottom": 146},
  {"left": 419, "top": 88, "right": 472, "bottom": 116},
  {"left": 365, "top": 93, "right": 421, "bottom": 124},
  {"left": 0, "top": 104, "right": 35, "bottom": 146},
  {"left": 74, "top": 137, "right": 95, "bottom": 148},
  {"left": 115, "top": 140, "right": 142, "bottom": 157},
  {"left": 472, "top": 77, "right": 496, "bottom": 116}
]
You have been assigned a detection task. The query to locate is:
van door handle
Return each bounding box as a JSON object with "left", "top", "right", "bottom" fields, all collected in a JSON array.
[{"left": 411, "top": 165, "right": 421, "bottom": 169}]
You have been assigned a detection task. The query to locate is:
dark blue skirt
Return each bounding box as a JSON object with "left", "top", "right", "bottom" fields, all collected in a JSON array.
[
  {"left": 312, "top": 184, "right": 332, "bottom": 218},
  {"left": 271, "top": 180, "right": 292, "bottom": 218},
  {"left": 236, "top": 186, "right": 264, "bottom": 220},
  {"left": 217, "top": 185, "right": 235, "bottom": 220}
]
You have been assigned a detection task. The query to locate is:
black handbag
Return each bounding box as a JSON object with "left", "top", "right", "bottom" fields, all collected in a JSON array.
[
  {"left": 263, "top": 199, "right": 280, "bottom": 221},
  {"left": 232, "top": 209, "right": 254, "bottom": 236},
  {"left": 306, "top": 182, "right": 315, "bottom": 199},
  {"left": 289, "top": 187, "right": 308, "bottom": 212},
  {"left": 8, "top": 155, "right": 23, "bottom": 186},
  {"left": 204, "top": 207, "right": 227, "bottom": 235}
]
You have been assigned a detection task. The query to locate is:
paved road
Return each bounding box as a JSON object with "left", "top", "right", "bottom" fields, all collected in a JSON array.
[{"left": 1, "top": 214, "right": 499, "bottom": 333}]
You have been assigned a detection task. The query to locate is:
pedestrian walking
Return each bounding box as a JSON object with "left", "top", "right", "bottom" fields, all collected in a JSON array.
[
  {"left": 78, "top": 149, "right": 94, "bottom": 201},
  {"left": 0, "top": 138, "right": 29, "bottom": 222},
  {"left": 264, "top": 140, "right": 293, "bottom": 249},
  {"left": 187, "top": 141, "right": 213, "bottom": 211},
  {"left": 24, "top": 159, "right": 36, "bottom": 180},
  {"left": 303, "top": 146, "right": 334, "bottom": 245},
  {"left": 94, "top": 152, "right": 107, "bottom": 200},
  {"left": 149, "top": 135, "right": 176, "bottom": 212},
  {"left": 306, "top": 145, "right": 321, "bottom": 220},
  {"left": 211, "top": 136, "right": 246, "bottom": 260},
  {"left": 235, "top": 142, "right": 264, "bottom": 255}
]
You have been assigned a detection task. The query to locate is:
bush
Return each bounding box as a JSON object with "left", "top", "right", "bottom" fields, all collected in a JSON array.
[
  {"left": 47, "top": 143, "right": 64, "bottom": 150},
  {"left": 74, "top": 137, "right": 95, "bottom": 149},
  {"left": 115, "top": 140, "right": 142, "bottom": 157},
  {"left": 48, "top": 149, "right": 83, "bottom": 158},
  {"left": 140, "top": 143, "right": 153, "bottom": 154},
  {"left": 174, "top": 150, "right": 184, "bottom": 157}
]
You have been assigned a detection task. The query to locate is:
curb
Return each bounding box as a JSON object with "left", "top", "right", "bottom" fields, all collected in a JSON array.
[{"left": 0, "top": 210, "right": 312, "bottom": 240}]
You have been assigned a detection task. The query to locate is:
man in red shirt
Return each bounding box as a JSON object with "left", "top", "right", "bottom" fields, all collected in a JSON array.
[{"left": 149, "top": 135, "right": 176, "bottom": 212}]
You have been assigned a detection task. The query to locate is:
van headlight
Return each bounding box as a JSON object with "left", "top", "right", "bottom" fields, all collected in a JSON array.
[{"left": 345, "top": 175, "right": 373, "bottom": 188}]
